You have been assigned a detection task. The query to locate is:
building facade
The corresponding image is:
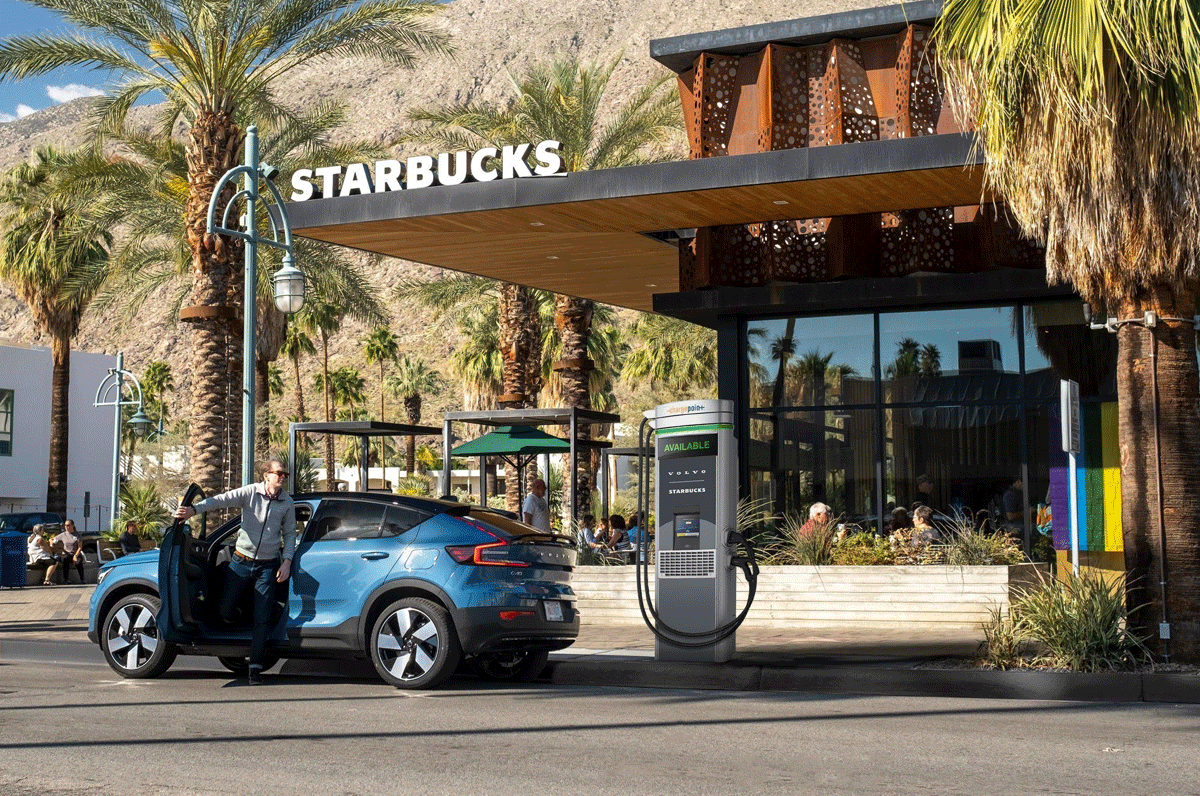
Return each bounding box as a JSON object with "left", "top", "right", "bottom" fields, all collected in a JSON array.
[{"left": 0, "top": 341, "right": 117, "bottom": 533}]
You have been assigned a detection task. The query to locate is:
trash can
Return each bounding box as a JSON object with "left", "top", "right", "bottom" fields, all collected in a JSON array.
[{"left": 1, "top": 531, "right": 26, "bottom": 588}]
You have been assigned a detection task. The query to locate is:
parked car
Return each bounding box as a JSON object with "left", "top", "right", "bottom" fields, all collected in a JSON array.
[
  {"left": 88, "top": 486, "right": 579, "bottom": 689},
  {"left": 0, "top": 511, "right": 64, "bottom": 537}
]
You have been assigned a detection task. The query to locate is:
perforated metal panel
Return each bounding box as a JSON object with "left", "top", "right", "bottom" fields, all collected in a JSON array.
[{"left": 657, "top": 548, "right": 717, "bottom": 579}]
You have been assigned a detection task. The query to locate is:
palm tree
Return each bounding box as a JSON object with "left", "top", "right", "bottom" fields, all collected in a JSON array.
[
  {"left": 919, "top": 344, "right": 942, "bottom": 377},
  {"left": 125, "top": 360, "right": 174, "bottom": 477},
  {"left": 0, "top": 147, "right": 110, "bottom": 514},
  {"left": 385, "top": 356, "right": 443, "bottom": 473},
  {"left": 0, "top": 0, "right": 451, "bottom": 498},
  {"left": 303, "top": 299, "right": 343, "bottom": 479},
  {"left": 363, "top": 328, "right": 399, "bottom": 422},
  {"left": 409, "top": 55, "right": 683, "bottom": 518},
  {"left": 623, "top": 314, "right": 718, "bottom": 396},
  {"left": 56, "top": 108, "right": 388, "bottom": 469},
  {"left": 937, "top": 0, "right": 1200, "bottom": 659},
  {"left": 281, "top": 323, "right": 316, "bottom": 427}
]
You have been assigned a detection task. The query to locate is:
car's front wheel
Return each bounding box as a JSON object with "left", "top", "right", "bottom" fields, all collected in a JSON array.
[
  {"left": 473, "top": 650, "right": 550, "bottom": 683},
  {"left": 369, "top": 597, "right": 460, "bottom": 689},
  {"left": 101, "top": 594, "right": 177, "bottom": 679}
]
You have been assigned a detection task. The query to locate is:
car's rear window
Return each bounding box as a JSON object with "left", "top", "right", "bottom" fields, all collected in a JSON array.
[{"left": 465, "top": 509, "right": 554, "bottom": 539}]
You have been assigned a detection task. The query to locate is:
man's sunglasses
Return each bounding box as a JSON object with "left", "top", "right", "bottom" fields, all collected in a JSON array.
[{"left": 268, "top": 470, "right": 289, "bottom": 478}]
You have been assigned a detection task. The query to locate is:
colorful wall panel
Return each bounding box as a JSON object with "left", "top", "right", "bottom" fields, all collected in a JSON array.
[{"left": 1048, "top": 402, "right": 1122, "bottom": 552}]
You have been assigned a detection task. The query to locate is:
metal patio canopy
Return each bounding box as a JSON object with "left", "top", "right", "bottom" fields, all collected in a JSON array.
[
  {"left": 441, "top": 408, "right": 617, "bottom": 521},
  {"left": 288, "top": 420, "right": 441, "bottom": 493}
]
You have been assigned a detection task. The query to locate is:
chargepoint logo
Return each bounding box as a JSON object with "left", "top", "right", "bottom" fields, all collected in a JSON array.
[{"left": 290, "top": 140, "right": 565, "bottom": 201}]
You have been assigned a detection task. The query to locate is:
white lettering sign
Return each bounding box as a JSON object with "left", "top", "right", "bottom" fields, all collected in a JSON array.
[{"left": 289, "top": 139, "right": 565, "bottom": 202}]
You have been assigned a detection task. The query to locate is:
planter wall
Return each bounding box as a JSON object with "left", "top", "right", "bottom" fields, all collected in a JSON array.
[{"left": 572, "top": 563, "right": 1049, "bottom": 631}]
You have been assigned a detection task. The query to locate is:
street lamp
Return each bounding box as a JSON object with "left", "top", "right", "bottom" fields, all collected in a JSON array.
[
  {"left": 207, "top": 125, "right": 306, "bottom": 486},
  {"left": 94, "top": 351, "right": 153, "bottom": 534}
]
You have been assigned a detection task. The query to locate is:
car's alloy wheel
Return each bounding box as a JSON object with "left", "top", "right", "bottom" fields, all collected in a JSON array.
[
  {"left": 101, "top": 594, "right": 177, "bottom": 678},
  {"left": 473, "top": 650, "right": 550, "bottom": 683},
  {"left": 217, "top": 655, "right": 281, "bottom": 676},
  {"left": 370, "top": 597, "right": 460, "bottom": 689}
]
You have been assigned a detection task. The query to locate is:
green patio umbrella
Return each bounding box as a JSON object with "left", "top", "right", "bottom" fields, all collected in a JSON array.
[{"left": 452, "top": 426, "right": 570, "bottom": 505}]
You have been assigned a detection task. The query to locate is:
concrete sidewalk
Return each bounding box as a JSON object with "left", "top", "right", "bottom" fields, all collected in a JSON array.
[{"left": 3, "top": 583, "right": 1198, "bottom": 703}]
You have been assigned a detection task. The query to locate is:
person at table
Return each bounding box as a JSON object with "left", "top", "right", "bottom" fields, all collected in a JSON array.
[
  {"left": 119, "top": 521, "right": 142, "bottom": 557},
  {"left": 26, "top": 524, "right": 60, "bottom": 586},
  {"left": 54, "top": 519, "right": 86, "bottom": 584}
]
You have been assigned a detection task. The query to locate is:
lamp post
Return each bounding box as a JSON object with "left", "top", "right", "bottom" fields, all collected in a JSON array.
[
  {"left": 94, "top": 352, "right": 153, "bottom": 534},
  {"left": 207, "top": 125, "right": 306, "bottom": 486}
]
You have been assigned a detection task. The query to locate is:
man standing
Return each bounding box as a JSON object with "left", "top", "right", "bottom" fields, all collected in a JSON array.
[
  {"left": 173, "top": 459, "right": 296, "bottom": 684},
  {"left": 1003, "top": 477, "right": 1025, "bottom": 523},
  {"left": 522, "top": 478, "right": 550, "bottom": 531}
]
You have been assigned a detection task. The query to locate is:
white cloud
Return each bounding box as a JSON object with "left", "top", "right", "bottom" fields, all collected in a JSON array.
[
  {"left": 16, "top": 104, "right": 35, "bottom": 118},
  {"left": 0, "top": 112, "right": 14, "bottom": 123},
  {"left": 46, "top": 83, "right": 104, "bottom": 103}
]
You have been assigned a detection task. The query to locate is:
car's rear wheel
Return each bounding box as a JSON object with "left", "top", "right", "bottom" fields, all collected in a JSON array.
[
  {"left": 473, "top": 650, "right": 549, "bottom": 683},
  {"left": 101, "top": 594, "right": 177, "bottom": 679},
  {"left": 217, "top": 655, "right": 281, "bottom": 676},
  {"left": 370, "top": 597, "right": 460, "bottom": 689}
]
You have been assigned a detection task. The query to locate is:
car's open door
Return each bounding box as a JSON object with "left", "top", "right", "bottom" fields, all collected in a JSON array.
[{"left": 158, "top": 483, "right": 209, "bottom": 643}]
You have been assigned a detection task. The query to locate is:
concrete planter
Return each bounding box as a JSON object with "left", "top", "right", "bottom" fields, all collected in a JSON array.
[{"left": 572, "top": 563, "right": 1049, "bottom": 631}]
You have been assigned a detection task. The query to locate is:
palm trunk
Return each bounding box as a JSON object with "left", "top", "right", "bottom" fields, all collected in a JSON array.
[
  {"left": 321, "top": 332, "right": 334, "bottom": 484},
  {"left": 1117, "top": 287, "right": 1200, "bottom": 662},
  {"left": 255, "top": 357, "right": 270, "bottom": 462},
  {"left": 554, "top": 295, "right": 595, "bottom": 526},
  {"left": 183, "top": 111, "right": 242, "bottom": 498},
  {"left": 404, "top": 395, "right": 421, "bottom": 474},
  {"left": 498, "top": 283, "right": 536, "bottom": 511},
  {"left": 46, "top": 332, "right": 70, "bottom": 515}
]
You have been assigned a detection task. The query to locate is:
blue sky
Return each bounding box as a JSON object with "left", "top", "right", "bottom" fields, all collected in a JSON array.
[{"left": 0, "top": 1, "right": 114, "bottom": 123}]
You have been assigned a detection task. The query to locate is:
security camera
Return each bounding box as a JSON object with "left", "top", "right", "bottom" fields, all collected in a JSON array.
[{"left": 259, "top": 163, "right": 280, "bottom": 181}]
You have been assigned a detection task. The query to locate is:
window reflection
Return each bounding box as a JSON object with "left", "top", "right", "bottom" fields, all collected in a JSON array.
[
  {"left": 747, "top": 314, "right": 874, "bottom": 409},
  {"left": 883, "top": 405, "right": 1022, "bottom": 518},
  {"left": 880, "top": 306, "right": 1020, "bottom": 404},
  {"left": 1023, "top": 301, "right": 1116, "bottom": 400},
  {"left": 749, "top": 408, "right": 877, "bottom": 530}
]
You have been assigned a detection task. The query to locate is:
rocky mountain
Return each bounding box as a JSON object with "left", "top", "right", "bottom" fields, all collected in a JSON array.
[{"left": 0, "top": 0, "right": 875, "bottom": 428}]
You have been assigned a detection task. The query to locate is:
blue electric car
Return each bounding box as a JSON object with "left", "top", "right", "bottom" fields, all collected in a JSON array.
[{"left": 88, "top": 487, "right": 579, "bottom": 688}]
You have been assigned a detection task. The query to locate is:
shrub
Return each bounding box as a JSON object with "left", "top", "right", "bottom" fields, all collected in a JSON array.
[
  {"left": 979, "top": 605, "right": 1031, "bottom": 670},
  {"left": 944, "top": 527, "right": 1026, "bottom": 566},
  {"left": 979, "top": 569, "right": 1149, "bottom": 671},
  {"left": 113, "top": 481, "right": 171, "bottom": 542},
  {"left": 1014, "top": 570, "right": 1149, "bottom": 671},
  {"left": 830, "top": 531, "right": 895, "bottom": 565},
  {"left": 759, "top": 513, "right": 838, "bottom": 565},
  {"left": 394, "top": 475, "right": 434, "bottom": 496}
]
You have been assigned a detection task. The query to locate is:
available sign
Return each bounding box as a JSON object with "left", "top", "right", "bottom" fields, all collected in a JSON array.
[{"left": 290, "top": 139, "right": 565, "bottom": 201}]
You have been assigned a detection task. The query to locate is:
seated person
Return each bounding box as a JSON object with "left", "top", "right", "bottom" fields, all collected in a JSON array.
[
  {"left": 974, "top": 509, "right": 995, "bottom": 536},
  {"left": 594, "top": 517, "right": 611, "bottom": 548},
  {"left": 891, "top": 506, "right": 913, "bottom": 535},
  {"left": 118, "top": 521, "right": 142, "bottom": 556},
  {"left": 54, "top": 519, "right": 86, "bottom": 583},
  {"left": 579, "top": 514, "right": 604, "bottom": 549},
  {"left": 606, "top": 514, "right": 631, "bottom": 553},
  {"left": 26, "top": 524, "right": 60, "bottom": 585},
  {"left": 798, "top": 503, "right": 832, "bottom": 539},
  {"left": 912, "top": 505, "right": 941, "bottom": 544}
]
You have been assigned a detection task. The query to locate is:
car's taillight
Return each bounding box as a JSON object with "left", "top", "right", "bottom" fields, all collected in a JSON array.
[{"left": 445, "top": 540, "right": 530, "bottom": 567}]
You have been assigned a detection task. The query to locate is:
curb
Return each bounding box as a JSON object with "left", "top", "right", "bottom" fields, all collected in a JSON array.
[{"left": 544, "top": 659, "right": 1200, "bottom": 704}]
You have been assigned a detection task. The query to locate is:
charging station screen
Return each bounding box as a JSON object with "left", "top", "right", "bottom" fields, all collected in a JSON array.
[{"left": 674, "top": 513, "right": 700, "bottom": 550}]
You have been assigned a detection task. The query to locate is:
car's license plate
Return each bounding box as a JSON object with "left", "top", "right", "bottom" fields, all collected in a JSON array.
[{"left": 543, "top": 600, "right": 564, "bottom": 622}]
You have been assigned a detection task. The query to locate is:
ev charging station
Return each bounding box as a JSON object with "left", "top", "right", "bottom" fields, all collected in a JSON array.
[{"left": 635, "top": 399, "right": 757, "bottom": 664}]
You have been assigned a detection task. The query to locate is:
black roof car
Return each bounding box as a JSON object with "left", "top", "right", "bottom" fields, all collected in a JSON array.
[{"left": 0, "top": 511, "right": 63, "bottom": 535}]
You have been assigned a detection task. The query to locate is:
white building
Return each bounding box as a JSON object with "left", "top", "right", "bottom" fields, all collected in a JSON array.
[{"left": 0, "top": 340, "right": 116, "bottom": 535}]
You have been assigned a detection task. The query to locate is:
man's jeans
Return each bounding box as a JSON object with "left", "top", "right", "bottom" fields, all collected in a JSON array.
[{"left": 219, "top": 556, "right": 279, "bottom": 668}]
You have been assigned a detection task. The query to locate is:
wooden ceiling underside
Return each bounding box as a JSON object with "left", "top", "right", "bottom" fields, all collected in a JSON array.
[{"left": 292, "top": 141, "right": 991, "bottom": 312}]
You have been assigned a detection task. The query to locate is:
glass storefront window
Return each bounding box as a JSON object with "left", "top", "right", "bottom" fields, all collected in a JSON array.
[
  {"left": 747, "top": 314, "right": 874, "bottom": 408},
  {"left": 879, "top": 306, "right": 1021, "bottom": 404},
  {"left": 883, "top": 404, "right": 1023, "bottom": 519},
  {"left": 1023, "top": 301, "right": 1117, "bottom": 400},
  {"left": 748, "top": 408, "right": 877, "bottom": 530}
]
